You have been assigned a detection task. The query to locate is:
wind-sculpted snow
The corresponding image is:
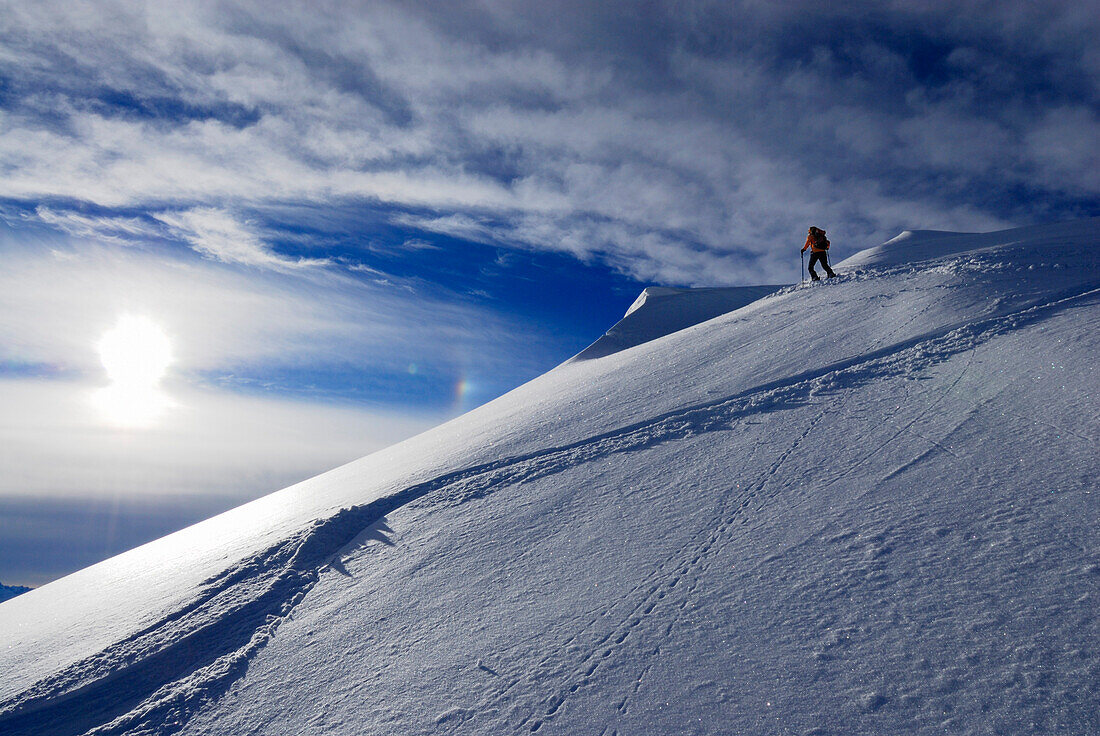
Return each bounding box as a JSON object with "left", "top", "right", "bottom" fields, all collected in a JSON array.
[
  {"left": 836, "top": 218, "right": 1098, "bottom": 270},
  {"left": 571, "top": 285, "right": 782, "bottom": 361},
  {"left": 1, "top": 219, "right": 1098, "bottom": 735}
]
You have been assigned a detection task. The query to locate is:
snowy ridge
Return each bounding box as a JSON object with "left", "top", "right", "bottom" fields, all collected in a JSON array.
[
  {"left": 571, "top": 284, "right": 782, "bottom": 361},
  {"left": 836, "top": 217, "right": 1094, "bottom": 270},
  {"left": 2, "top": 218, "right": 1098, "bottom": 735}
]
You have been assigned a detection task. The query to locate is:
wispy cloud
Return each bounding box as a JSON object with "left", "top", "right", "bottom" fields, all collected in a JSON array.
[
  {"left": 154, "top": 208, "right": 329, "bottom": 269},
  {"left": 393, "top": 213, "right": 502, "bottom": 246},
  {"left": 32, "top": 207, "right": 163, "bottom": 242}
]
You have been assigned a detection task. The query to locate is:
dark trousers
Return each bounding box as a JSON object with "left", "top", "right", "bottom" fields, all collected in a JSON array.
[{"left": 808, "top": 251, "right": 835, "bottom": 279}]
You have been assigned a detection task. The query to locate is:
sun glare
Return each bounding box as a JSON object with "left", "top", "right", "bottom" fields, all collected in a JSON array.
[{"left": 93, "top": 314, "right": 175, "bottom": 428}]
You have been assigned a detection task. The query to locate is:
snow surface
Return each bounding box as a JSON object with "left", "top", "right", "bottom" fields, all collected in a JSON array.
[
  {"left": 1, "top": 219, "right": 1098, "bottom": 735},
  {"left": 572, "top": 285, "right": 782, "bottom": 361}
]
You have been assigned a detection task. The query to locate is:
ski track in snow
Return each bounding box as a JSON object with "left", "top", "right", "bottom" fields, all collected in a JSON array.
[
  {"left": 502, "top": 406, "right": 834, "bottom": 734},
  {"left": 3, "top": 266, "right": 1097, "bottom": 736}
]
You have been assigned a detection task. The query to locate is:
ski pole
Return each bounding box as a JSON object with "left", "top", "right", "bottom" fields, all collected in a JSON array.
[{"left": 800, "top": 250, "right": 805, "bottom": 284}]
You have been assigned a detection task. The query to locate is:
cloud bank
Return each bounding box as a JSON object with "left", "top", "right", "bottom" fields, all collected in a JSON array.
[{"left": 2, "top": 0, "right": 1096, "bottom": 285}]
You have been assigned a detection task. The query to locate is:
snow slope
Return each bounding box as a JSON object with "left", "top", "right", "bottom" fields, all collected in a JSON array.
[
  {"left": 1, "top": 219, "right": 1098, "bottom": 735},
  {"left": 572, "top": 285, "right": 782, "bottom": 361}
]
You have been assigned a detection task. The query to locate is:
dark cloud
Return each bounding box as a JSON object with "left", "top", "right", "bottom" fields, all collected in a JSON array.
[
  {"left": 0, "top": 0, "right": 1097, "bottom": 285},
  {"left": 219, "top": 7, "right": 417, "bottom": 128}
]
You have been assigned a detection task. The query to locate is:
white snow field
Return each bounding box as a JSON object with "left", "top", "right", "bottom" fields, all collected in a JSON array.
[{"left": 1, "top": 219, "right": 1098, "bottom": 735}]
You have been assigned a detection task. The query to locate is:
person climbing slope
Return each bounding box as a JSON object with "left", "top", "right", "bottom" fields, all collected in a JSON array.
[{"left": 802, "top": 226, "right": 836, "bottom": 280}]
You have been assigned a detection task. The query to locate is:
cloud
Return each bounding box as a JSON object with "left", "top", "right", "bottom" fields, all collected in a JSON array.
[
  {"left": 154, "top": 208, "right": 329, "bottom": 269},
  {"left": 0, "top": 377, "right": 437, "bottom": 502},
  {"left": 0, "top": 372, "right": 440, "bottom": 584},
  {"left": 1, "top": 0, "right": 1097, "bottom": 288},
  {"left": 32, "top": 207, "right": 163, "bottom": 242},
  {"left": 1025, "top": 106, "right": 1100, "bottom": 194},
  {"left": 393, "top": 213, "right": 502, "bottom": 245}
]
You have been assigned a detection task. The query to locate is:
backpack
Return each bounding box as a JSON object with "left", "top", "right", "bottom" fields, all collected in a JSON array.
[{"left": 810, "top": 228, "right": 829, "bottom": 250}]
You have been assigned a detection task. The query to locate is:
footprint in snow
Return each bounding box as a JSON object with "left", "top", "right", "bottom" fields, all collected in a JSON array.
[{"left": 476, "top": 658, "right": 499, "bottom": 676}]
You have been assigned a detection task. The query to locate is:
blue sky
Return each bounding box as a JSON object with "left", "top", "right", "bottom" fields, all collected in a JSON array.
[{"left": 1, "top": 0, "right": 1098, "bottom": 586}]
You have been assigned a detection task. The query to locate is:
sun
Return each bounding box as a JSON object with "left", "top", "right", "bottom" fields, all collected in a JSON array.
[{"left": 92, "top": 314, "right": 175, "bottom": 428}]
